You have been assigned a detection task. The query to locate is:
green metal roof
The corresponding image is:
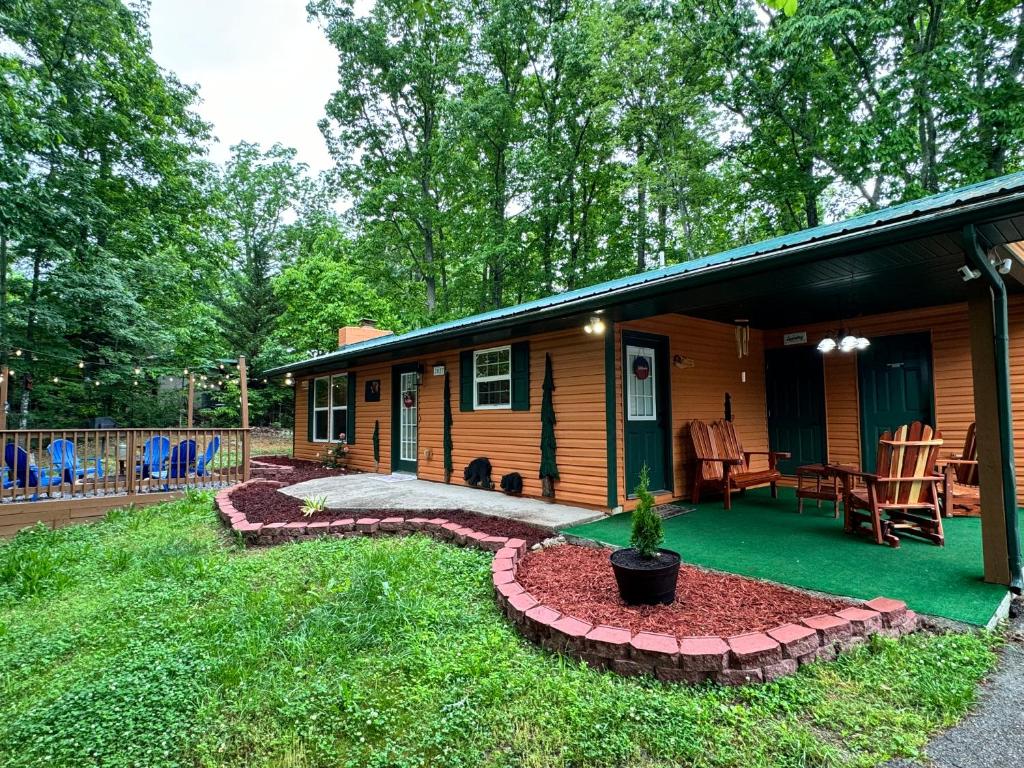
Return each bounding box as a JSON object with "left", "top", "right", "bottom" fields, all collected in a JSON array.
[{"left": 267, "top": 171, "right": 1024, "bottom": 377}]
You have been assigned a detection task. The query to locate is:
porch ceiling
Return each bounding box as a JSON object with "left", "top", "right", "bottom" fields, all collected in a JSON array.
[{"left": 610, "top": 215, "right": 1024, "bottom": 330}]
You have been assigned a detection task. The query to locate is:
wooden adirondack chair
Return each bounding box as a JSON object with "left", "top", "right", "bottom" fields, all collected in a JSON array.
[
  {"left": 840, "top": 422, "right": 945, "bottom": 548},
  {"left": 689, "top": 419, "right": 789, "bottom": 509},
  {"left": 938, "top": 422, "right": 980, "bottom": 517}
]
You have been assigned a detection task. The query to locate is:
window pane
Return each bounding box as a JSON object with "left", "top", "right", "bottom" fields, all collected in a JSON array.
[
  {"left": 332, "top": 376, "right": 348, "bottom": 407},
  {"left": 477, "top": 379, "right": 510, "bottom": 407},
  {"left": 331, "top": 407, "right": 347, "bottom": 441},
  {"left": 475, "top": 348, "right": 511, "bottom": 378},
  {"left": 314, "top": 410, "right": 329, "bottom": 441},
  {"left": 314, "top": 377, "right": 329, "bottom": 408}
]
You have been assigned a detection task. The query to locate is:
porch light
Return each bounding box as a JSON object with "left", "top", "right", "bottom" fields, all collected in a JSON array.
[
  {"left": 583, "top": 316, "right": 606, "bottom": 335},
  {"left": 817, "top": 332, "right": 870, "bottom": 354},
  {"left": 816, "top": 337, "right": 837, "bottom": 353}
]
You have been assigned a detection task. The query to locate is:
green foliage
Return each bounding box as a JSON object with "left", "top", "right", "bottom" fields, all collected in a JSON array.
[
  {"left": 0, "top": 497, "right": 1000, "bottom": 767},
  {"left": 321, "top": 442, "right": 349, "bottom": 469},
  {"left": 300, "top": 494, "right": 328, "bottom": 517},
  {"left": 629, "top": 466, "right": 663, "bottom": 559}
]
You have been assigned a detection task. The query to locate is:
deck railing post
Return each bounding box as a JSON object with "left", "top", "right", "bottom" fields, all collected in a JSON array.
[
  {"left": 126, "top": 430, "right": 136, "bottom": 497},
  {"left": 239, "top": 356, "right": 250, "bottom": 482},
  {"left": 0, "top": 365, "right": 8, "bottom": 431}
]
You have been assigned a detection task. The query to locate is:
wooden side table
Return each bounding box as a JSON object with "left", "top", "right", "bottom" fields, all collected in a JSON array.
[{"left": 795, "top": 463, "right": 840, "bottom": 517}]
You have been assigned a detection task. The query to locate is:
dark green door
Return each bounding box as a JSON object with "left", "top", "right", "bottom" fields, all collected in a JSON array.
[
  {"left": 391, "top": 364, "right": 419, "bottom": 473},
  {"left": 623, "top": 332, "right": 672, "bottom": 495},
  {"left": 858, "top": 333, "right": 934, "bottom": 472},
  {"left": 765, "top": 346, "right": 827, "bottom": 475}
]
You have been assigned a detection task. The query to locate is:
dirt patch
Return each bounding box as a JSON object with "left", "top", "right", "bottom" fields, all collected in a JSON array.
[
  {"left": 230, "top": 481, "right": 551, "bottom": 546},
  {"left": 516, "top": 544, "right": 852, "bottom": 636}
]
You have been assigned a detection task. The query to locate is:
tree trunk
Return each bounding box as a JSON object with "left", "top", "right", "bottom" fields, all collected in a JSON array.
[
  {"left": 636, "top": 134, "right": 647, "bottom": 272},
  {"left": 19, "top": 248, "right": 42, "bottom": 428}
]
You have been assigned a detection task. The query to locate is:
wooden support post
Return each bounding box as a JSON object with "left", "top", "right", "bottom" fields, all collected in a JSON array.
[
  {"left": 186, "top": 374, "right": 195, "bottom": 428},
  {"left": 126, "top": 430, "right": 137, "bottom": 497},
  {"left": 0, "top": 365, "right": 8, "bottom": 431},
  {"left": 239, "top": 356, "right": 250, "bottom": 481},
  {"left": 967, "top": 280, "right": 1012, "bottom": 585}
]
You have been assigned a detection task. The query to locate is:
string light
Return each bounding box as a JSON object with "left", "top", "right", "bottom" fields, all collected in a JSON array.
[
  {"left": 14, "top": 349, "right": 21, "bottom": 357},
  {"left": 52, "top": 376, "right": 59, "bottom": 383},
  {"left": 77, "top": 361, "right": 85, "bottom": 369}
]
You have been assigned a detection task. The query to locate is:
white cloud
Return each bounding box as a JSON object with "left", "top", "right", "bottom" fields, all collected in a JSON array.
[{"left": 149, "top": 0, "right": 341, "bottom": 173}]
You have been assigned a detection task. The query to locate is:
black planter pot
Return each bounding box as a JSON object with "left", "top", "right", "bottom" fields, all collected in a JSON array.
[{"left": 609, "top": 547, "right": 682, "bottom": 606}]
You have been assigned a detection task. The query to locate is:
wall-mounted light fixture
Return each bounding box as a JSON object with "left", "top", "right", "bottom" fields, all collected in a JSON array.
[{"left": 583, "top": 316, "right": 606, "bottom": 335}]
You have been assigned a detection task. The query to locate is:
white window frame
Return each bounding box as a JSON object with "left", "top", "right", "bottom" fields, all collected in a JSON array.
[
  {"left": 626, "top": 345, "right": 657, "bottom": 422},
  {"left": 473, "top": 345, "right": 512, "bottom": 410},
  {"left": 312, "top": 374, "right": 348, "bottom": 442}
]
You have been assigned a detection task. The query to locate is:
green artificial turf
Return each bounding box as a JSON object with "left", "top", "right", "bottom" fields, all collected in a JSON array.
[
  {"left": 563, "top": 486, "right": 1011, "bottom": 626},
  {"left": 0, "top": 492, "right": 1000, "bottom": 767}
]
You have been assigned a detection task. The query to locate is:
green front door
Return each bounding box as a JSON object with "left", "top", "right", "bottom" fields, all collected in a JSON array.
[
  {"left": 623, "top": 332, "right": 672, "bottom": 495},
  {"left": 766, "top": 346, "right": 827, "bottom": 475},
  {"left": 858, "top": 332, "right": 934, "bottom": 472},
  {"left": 391, "top": 364, "right": 419, "bottom": 473}
]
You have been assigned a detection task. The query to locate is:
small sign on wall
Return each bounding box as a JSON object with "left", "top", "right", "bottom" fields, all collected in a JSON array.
[
  {"left": 783, "top": 331, "right": 808, "bottom": 346},
  {"left": 433, "top": 365, "right": 446, "bottom": 376}
]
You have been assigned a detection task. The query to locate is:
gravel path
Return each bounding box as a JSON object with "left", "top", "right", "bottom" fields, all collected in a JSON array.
[{"left": 887, "top": 602, "right": 1023, "bottom": 768}]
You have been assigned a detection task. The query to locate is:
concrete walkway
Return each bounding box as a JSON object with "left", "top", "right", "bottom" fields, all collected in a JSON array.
[
  {"left": 887, "top": 604, "right": 1023, "bottom": 768},
  {"left": 280, "top": 473, "right": 605, "bottom": 531}
]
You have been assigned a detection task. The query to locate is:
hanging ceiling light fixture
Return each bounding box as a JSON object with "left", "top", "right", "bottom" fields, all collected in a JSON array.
[{"left": 817, "top": 329, "right": 870, "bottom": 354}]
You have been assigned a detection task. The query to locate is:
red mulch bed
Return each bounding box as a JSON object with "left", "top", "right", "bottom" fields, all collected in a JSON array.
[
  {"left": 516, "top": 544, "right": 852, "bottom": 636},
  {"left": 251, "top": 456, "right": 350, "bottom": 485},
  {"left": 230, "top": 481, "right": 551, "bottom": 546}
]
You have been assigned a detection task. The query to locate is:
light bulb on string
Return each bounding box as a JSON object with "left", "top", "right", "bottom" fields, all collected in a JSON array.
[
  {"left": 77, "top": 361, "right": 85, "bottom": 369},
  {"left": 52, "top": 376, "right": 59, "bottom": 383},
  {"left": 134, "top": 366, "right": 141, "bottom": 375},
  {"left": 14, "top": 349, "right": 22, "bottom": 357}
]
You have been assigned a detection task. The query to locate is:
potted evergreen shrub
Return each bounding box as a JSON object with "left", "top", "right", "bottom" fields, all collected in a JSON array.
[{"left": 609, "top": 467, "right": 681, "bottom": 605}]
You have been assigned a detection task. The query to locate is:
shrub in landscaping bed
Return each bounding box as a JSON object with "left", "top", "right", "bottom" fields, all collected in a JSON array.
[{"left": 516, "top": 544, "right": 852, "bottom": 636}]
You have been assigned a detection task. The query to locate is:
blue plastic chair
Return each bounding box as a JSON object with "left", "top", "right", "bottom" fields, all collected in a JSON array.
[
  {"left": 48, "top": 439, "right": 104, "bottom": 484},
  {"left": 167, "top": 439, "right": 197, "bottom": 479},
  {"left": 136, "top": 436, "right": 171, "bottom": 479},
  {"left": 3, "top": 443, "right": 60, "bottom": 499},
  {"left": 195, "top": 436, "right": 220, "bottom": 477}
]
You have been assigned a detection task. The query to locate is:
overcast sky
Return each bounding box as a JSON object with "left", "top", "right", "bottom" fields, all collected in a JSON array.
[{"left": 149, "top": 0, "right": 344, "bottom": 173}]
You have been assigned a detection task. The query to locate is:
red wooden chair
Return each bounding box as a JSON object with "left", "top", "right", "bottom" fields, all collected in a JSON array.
[
  {"left": 689, "top": 419, "right": 789, "bottom": 509},
  {"left": 840, "top": 422, "right": 945, "bottom": 548},
  {"left": 938, "top": 422, "right": 980, "bottom": 517}
]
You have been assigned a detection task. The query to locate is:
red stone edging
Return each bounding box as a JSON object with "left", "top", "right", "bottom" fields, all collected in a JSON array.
[{"left": 215, "top": 480, "right": 920, "bottom": 686}]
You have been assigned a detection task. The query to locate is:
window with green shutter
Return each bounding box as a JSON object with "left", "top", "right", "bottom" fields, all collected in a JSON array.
[{"left": 459, "top": 342, "right": 530, "bottom": 412}]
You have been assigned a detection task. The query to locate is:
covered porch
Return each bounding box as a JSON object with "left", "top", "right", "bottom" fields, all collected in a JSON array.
[
  {"left": 564, "top": 487, "right": 1015, "bottom": 626},
  {"left": 597, "top": 180, "right": 1024, "bottom": 592}
]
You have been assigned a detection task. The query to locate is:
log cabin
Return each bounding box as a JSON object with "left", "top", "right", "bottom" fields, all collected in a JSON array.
[{"left": 268, "top": 172, "right": 1024, "bottom": 590}]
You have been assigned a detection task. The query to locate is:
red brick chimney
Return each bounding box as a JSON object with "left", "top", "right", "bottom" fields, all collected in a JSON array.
[{"left": 338, "top": 318, "right": 392, "bottom": 348}]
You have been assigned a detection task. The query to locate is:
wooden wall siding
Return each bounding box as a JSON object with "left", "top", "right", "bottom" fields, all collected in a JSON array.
[
  {"left": 767, "top": 296, "right": 1024, "bottom": 501},
  {"left": 291, "top": 328, "right": 608, "bottom": 508},
  {"left": 615, "top": 314, "right": 770, "bottom": 510}
]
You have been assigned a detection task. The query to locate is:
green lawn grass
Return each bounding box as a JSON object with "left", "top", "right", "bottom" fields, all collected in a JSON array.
[{"left": 0, "top": 494, "right": 1001, "bottom": 768}]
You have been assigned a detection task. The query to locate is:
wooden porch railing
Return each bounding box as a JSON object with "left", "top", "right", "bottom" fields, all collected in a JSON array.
[{"left": 0, "top": 428, "right": 250, "bottom": 503}]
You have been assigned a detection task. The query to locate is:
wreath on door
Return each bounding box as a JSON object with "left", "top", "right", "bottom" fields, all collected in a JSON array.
[{"left": 632, "top": 355, "right": 651, "bottom": 381}]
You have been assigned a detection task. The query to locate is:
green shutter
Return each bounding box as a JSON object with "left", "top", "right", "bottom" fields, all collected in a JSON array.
[
  {"left": 459, "top": 350, "right": 474, "bottom": 411},
  {"left": 306, "top": 379, "right": 314, "bottom": 442},
  {"left": 346, "top": 371, "right": 356, "bottom": 443},
  {"left": 511, "top": 341, "right": 530, "bottom": 411}
]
